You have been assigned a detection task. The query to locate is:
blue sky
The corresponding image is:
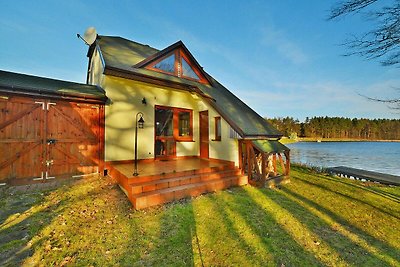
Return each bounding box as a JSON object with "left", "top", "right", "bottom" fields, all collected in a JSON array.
[{"left": 1, "top": 0, "right": 398, "bottom": 121}]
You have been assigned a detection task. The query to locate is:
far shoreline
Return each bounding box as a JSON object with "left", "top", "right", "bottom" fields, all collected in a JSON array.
[{"left": 280, "top": 137, "right": 400, "bottom": 144}]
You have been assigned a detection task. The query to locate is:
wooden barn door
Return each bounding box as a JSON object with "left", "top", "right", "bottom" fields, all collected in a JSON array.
[
  {"left": 0, "top": 96, "right": 103, "bottom": 185},
  {"left": 0, "top": 97, "right": 45, "bottom": 183},
  {"left": 46, "top": 102, "right": 101, "bottom": 179}
]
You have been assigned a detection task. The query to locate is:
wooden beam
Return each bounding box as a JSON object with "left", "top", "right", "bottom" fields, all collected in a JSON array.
[
  {"left": 0, "top": 142, "right": 40, "bottom": 170},
  {"left": 0, "top": 104, "right": 39, "bottom": 131},
  {"left": 246, "top": 141, "right": 252, "bottom": 180},
  {"left": 238, "top": 140, "right": 243, "bottom": 171},
  {"left": 284, "top": 151, "right": 290, "bottom": 176},
  {"left": 261, "top": 152, "right": 266, "bottom": 186},
  {"left": 278, "top": 153, "right": 286, "bottom": 175}
]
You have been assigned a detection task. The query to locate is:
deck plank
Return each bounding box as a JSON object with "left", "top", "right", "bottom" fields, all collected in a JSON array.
[{"left": 327, "top": 166, "right": 400, "bottom": 186}]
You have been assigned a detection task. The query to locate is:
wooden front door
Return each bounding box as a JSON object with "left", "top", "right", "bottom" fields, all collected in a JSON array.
[
  {"left": 199, "top": 111, "right": 209, "bottom": 158},
  {"left": 0, "top": 96, "right": 103, "bottom": 184}
]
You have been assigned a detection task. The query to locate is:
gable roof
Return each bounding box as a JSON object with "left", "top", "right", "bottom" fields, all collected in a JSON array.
[
  {"left": 93, "top": 35, "right": 282, "bottom": 138},
  {"left": 0, "top": 70, "right": 107, "bottom": 103},
  {"left": 134, "top": 40, "right": 211, "bottom": 84}
]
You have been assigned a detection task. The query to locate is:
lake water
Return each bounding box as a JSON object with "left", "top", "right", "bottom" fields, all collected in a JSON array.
[{"left": 286, "top": 142, "right": 400, "bottom": 176}]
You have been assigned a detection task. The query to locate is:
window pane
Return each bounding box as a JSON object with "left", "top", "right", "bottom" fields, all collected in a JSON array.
[
  {"left": 179, "top": 111, "right": 190, "bottom": 136},
  {"left": 181, "top": 58, "right": 200, "bottom": 80},
  {"left": 215, "top": 117, "right": 221, "bottom": 140},
  {"left": 156, "top": 109, "right": 173, "bottom": 136},
  {"left": 154, "top": 54, "right": 175, "bottom": 73}
]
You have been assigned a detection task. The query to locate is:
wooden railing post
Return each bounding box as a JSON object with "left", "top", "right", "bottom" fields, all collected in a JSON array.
[
  {"left": 278, "top": 153, "right": 286, "bottom": 175},
  {"left": 273, "top": 153, "right": 277, "bottom": 176},
  {"left": 284, "top": 151, "right": 290, "bottom": 176},
  {"left": 246, "top": 141, "right": 252, "bottom": 180},
  {"left": 261, "top": 152, "right": 266, "bottom": 186},
  {"left": 238, "top": 140, "right": 243, "bottom": 171}
]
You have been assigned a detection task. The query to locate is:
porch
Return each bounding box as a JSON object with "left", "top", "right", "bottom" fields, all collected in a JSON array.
[{"left": 107, "top": 158, "right": 248, "bottom": 209}]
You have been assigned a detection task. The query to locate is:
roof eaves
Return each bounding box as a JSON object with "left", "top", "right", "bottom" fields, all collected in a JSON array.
[
  {"left": 0, "top": 84, "right": 107, "bottom": 104},
  {"left": 104, "top": 66, "right": 198, "bottom": 93}
]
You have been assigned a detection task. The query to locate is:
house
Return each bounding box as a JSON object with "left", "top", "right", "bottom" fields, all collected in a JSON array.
[
  {"left": 86, "top": 34, "right": 290, "bottom": 209},
  {"left": 0, "top": 70, "right": 107, "bottom": 185}
]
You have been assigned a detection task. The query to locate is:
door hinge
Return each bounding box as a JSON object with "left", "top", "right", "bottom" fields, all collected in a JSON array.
[
  {"left": 35, "top": 101, "right": 45, "bottom": 110},
  {"left": 33, "top": 172, "right": 44, "bottom": 181},
  {"left": 45, "top": 171, "right": 55, "bottom": 180},
  {"left": 47, "top": 102, "right": 56, "bottom": 110},
  {"left": 34, "top": 101, "right": 56, "bottom": 110}
]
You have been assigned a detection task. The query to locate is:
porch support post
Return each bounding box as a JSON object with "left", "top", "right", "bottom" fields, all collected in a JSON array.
[
  {"left": 273, "top": 153, "right": 277, "bottom": 176},
  {"left": 284, "top": 151, "right": 290, "bottom": 176},
  {"left": 246, "top": 141, "right": 252, "bottom": 180},
  {"left": 261, "top": 152, "right": 266, "bottom": 186},
  {"left": 278, "top": 153, "right": 286, "bottom": 175},
  {"left": 238, "top": 140, "right": 243, "bottom": 171}
]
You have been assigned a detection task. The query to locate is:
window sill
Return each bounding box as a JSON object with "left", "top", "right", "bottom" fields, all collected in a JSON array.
[{"left": 212, "top": 139, "right": 221, "bottom": 142}]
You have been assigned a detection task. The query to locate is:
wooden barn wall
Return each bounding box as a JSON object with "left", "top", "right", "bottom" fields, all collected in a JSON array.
[{"left": 0, "top": 95, "right": 105, "bottom": 185}]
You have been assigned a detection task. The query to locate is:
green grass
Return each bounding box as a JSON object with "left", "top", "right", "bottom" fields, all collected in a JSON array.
[{"left": 1, "top": 167, "right": 399, "bottom": 266}]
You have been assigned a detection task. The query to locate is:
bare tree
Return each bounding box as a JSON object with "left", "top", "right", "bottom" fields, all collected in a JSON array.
[{"left": 329, "top": 0, "right": 400, "bottom": 109}]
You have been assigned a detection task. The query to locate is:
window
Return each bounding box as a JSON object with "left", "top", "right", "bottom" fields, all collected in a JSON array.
[
  {"left": 153, "top": 53, "right": 175, "bottom": 74},
  {"left": 215, "top": 117, "right": 221, "bottom": 141},
  {"left": 155, "top": 109, "right": 173, "bottom": 136},
  {"left": 155, "top": 106, "right": 193, "bottom": 142},
  {"left": 145, "top": 48, "right": 209, "bottom": 84},
  {"left": 181, "top": 57, "right": 200, "bottom": 80},
  {"left": 178, "top": 111, "right": 191, "bottom": 137}
]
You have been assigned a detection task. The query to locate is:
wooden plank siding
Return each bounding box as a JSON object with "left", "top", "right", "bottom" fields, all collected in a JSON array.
[{"left": 0, "top": 95, "right": 104, "bottom": 185}]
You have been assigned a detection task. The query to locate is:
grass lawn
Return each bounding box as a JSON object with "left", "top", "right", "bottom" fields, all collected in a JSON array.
[{"left": 1, "top": 166, "right": 399, "bottom": 266}]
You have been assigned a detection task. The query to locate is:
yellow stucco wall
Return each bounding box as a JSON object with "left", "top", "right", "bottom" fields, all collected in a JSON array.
[{"left": 89, "top": 50, "right": 240, "bottom": 166}]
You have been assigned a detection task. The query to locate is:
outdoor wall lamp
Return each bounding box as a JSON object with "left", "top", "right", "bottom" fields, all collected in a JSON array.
[
  {"left": 141, "top": 97, "right": 147, "bottom": 105},
  {"left": 133, "top": 112, "right": 145, "bottom": 176}
]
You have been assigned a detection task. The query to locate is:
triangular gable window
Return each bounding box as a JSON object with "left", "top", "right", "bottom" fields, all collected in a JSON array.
[
  {"left": 145, "top": 49, "right": 208, "bottom": 84},
  {"left": 154, "top": 53, "right": 175, "bottom": 74},
  {"left": 181, "top": 57, "right": 200, "bottom": 80}
]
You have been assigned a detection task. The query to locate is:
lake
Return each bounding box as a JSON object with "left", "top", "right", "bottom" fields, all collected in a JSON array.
[{"left": 286, "top": 141, "right": 400, "bottom": 176}]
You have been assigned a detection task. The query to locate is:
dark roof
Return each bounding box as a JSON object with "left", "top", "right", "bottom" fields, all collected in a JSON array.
[
  {"left": 0, "top": 70, "right": 107, "bottom": 103},
  {"left": 94, "top": 35, "right": 282, "bottom": 138},
  {"left": 252, "top": 140, "right": 289, "bottom": 153}
]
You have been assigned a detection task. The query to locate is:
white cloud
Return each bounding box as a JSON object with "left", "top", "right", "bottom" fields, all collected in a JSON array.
[{"left": 260, "top": 25, "right": 308, "bottom": 65}]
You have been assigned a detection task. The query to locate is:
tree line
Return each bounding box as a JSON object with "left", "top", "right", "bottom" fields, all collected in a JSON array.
[{"left": 266, "top": 116, "right": 400, "bottom": 140}]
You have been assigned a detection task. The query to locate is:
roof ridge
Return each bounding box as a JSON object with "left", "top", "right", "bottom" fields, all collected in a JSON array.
[{"left": 98, "top": 35, "right": 159, "bottom": 52}]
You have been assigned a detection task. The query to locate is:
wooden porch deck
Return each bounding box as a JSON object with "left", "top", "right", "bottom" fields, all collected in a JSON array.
[{"left": 107, "top": 158, "right": 248, "bottom": 209}]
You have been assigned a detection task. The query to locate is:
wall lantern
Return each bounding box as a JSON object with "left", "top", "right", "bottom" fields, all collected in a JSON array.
[
  {"left": 138, "top": 115, "right": 145, "bottom": 129},
  {"left": 133, "top": 112, "right": 145, "bottom": 176},
  {"left": 142, "top": 97, "right": 147, "bottom": 105}
]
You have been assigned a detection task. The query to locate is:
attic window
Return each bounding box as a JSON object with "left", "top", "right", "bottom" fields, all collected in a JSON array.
[
  {"left": 181, "top": 57, "right": 200, "bottom": 80},
  {"left": 146, "top": 49, "right": 208, "bottom": 84},
  {"left": 154, "top": 53, "right": 175, "bottom": 73}
]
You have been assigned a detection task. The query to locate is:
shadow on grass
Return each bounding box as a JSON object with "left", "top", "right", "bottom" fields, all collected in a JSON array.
[
  {"left": 128, "top": 201, "right": 196, "bottom": 266},
  {"left": 204, "top": 191, "right": 325, "bottom": 266},
  {"left": 262, "top": 186, "right": 399, "bottom": 266},
  {"left": 295, "top": 166, "right": 400, "bottom": 204},
  {"left": 0, "top": 180, "right": 90, "bottom": 266},
  {"left": 294, "top": 174, "right": 400, "bottom": 220}
]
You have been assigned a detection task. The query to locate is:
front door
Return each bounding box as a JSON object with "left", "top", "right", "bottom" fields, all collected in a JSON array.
[{"left": 199, "top": 111, "right": 209, "bottom": 158}]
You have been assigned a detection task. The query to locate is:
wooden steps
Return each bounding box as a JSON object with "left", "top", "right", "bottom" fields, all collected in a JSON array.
[{"left": 108, "top": 161, "right": 247, "bottom": 209}]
